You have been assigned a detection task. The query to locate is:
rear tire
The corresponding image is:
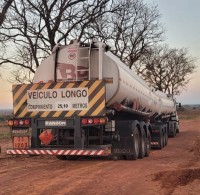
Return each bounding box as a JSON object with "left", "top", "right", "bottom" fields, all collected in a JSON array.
[
  {"left": 169, "top": 123, "right": 176, "bottom": 138},
  {"left": 145, "top": 129, "right": 151, "bottom": 157},
  {"left": 158, "top": 132, "right": 164, "bottom": 150},
  {"left": 138, "top": 128, "right": 146, "bottom": 159},
  {"left": 125, "top": 125, "right": 140, "bottom": 160},
  {"left": 164, "top": 130, "right": 168, "bottom": 146}
]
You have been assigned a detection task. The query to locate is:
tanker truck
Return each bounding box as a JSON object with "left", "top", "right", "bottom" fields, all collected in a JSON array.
[{"left": 7, "top": 40, "right": 179, "bottom": 160}]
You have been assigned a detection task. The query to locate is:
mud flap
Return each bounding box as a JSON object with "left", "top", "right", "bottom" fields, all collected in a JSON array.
[{"left": 112, "top": 120, "right": 140, "bottom": 157}]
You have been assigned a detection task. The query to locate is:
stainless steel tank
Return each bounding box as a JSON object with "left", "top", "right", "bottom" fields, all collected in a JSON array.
[{"left": 34, "top": 42, "right": 176, "bottom": 117}]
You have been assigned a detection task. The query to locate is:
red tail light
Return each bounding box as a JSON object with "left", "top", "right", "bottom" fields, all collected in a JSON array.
[
  {"left": 100, "top": 118, "right": 106, "bottom": 124},
  {"left": 88, "top": 118, "right": 93, "bottom": 124},
  {"left": 8, "top": 119, "right": 30, "bottom": 126},
  {"left": 81, "top": 117, "right": 107, "bottom": 125},
  {"left": 8, "top": 120, "right": 14, "bottom": 126},
  {"left": 152, "top": 129, "right": 160, "bottom": 133},
  {"left": 81, "top": 118, "right": 87, "bottom": 125},
  {"left": 24, "top": 119, "right": 30, "bottom": 125},
  {"left": 93, "top": 118, "right": 99, "bottom": 124},
  {"left": 14, "top": 120, "right": 19, "bottom": 126},
  {"left": 19, "top": 120, "right": 24, "bottom": 125}
]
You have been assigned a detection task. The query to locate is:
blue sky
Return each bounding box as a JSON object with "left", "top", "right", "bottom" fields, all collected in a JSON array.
[{"left": 0, "top": 0, "right": 200, "bottom": 109}]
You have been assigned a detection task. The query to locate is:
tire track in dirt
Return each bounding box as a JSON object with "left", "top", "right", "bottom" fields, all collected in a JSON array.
[
  {"left": 152, "top": 116, "right": 200, "bottom": 195},
  {"left": 1, "top": 111, "right": 200, "bottom": 195}
]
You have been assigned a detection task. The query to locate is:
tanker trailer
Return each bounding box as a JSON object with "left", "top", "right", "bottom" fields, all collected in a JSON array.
[{"left": 7, "top": 40, "right": 179, "bottom": 160}]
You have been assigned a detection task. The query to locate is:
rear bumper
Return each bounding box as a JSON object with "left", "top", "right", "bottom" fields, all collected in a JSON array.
[{"left": 6, "top": 146, "right": 111, "bottom": 156}]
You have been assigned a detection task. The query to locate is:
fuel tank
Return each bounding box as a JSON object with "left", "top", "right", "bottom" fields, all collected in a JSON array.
[{"left": 34, "top": 42, "right": 176, "bottom": 117}]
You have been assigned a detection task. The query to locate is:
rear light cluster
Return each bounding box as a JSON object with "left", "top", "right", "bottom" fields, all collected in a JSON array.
[
  {"left": 81, "top": 117, "right": 107, "bottom": 125},
  {"left": 8, "top": 119, "right": 30, "bottom": 126},
  {"left": 152, "top": 129, "right": 160, "bottom": 133}
]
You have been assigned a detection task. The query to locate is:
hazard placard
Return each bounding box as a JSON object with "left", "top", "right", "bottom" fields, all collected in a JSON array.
[
  {"left": 39, "top": 129, "right": 54, "bottom": 145},
  {"left": 13, "top": 136, "right": 29, "bottom": 149}
]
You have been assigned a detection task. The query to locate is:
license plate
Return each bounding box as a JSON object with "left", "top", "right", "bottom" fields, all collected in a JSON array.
[
  {"left": 12, "top": 129, "right": 29, "bottom": 134},
  {"left": 13, "top": 136, "right": 29, "bottom": 149}
]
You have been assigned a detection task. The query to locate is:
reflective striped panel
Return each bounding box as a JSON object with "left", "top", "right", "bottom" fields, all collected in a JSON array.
[{"left": 13, "top": 80, "right": 106, "bottom": 118}]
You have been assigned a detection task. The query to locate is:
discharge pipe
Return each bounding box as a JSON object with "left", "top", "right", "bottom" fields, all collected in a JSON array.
[{"left": 113, "top": 102, "right": 150, "bottom": 117}]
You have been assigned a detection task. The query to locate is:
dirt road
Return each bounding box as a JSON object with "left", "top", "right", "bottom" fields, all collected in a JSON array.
[{"left": 0, "top": 113, "right": 200, "bottom": 195}]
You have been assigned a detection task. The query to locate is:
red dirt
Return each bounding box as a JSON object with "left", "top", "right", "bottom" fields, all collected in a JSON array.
[{"left": 0, "top": 112, "right": 200, "bottom": 195}]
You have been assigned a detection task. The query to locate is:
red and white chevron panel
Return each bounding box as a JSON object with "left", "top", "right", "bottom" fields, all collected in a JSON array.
[
  {"left": 151, "top": 142, "right": 159, "bottom": 145},
  {"left": 6, "top": 149, "right": 110, "bottom": 156}
]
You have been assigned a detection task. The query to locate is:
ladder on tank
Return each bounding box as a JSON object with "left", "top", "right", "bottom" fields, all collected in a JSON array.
[
  {"left": 74, "top": 41, "right": 104, "bottom": 81},
  {"left": 75, "top": 43, "right": 92, "bottom": 81}
]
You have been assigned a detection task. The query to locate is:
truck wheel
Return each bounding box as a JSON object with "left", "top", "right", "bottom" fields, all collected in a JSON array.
[
  {"left": 162, "top": 130, "right": 166, "bottom": 147},
  {"left": 164, "top": 130, "right": 168, "bottom": 146},
  {"left": 158, "top": 132, "right": 164, "bottom": 150},
  {"left": 174, "top": 124, "right": 177, "bottom": 137},
  {"left": 162, "top": 129, "right": 167, "bottom": 148},
  {"left": 169, "top": 123, "right": 177, "bottom": 138},
  {"left": 125, "top": 126, "right": 140, "bottom": 160},
  {"left": 139, "top": 128, "right": 146, "bottom": 159},
  {"left": 172, "top": 130, "right": 176, "bottom": 137},
  {"left": 145, "top": 129, "right": 151, "bottom": 157},
  {"left": 169, "top": 125, "right": 176, "bottom": 138}
]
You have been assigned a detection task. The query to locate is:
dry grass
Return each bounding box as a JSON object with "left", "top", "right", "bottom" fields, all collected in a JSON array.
[
  {"left": 0, "top": 125, "right": 11, "bottom": 140},
  {"left": 177, "top": 107, "right": 200, "bottom": 120}
]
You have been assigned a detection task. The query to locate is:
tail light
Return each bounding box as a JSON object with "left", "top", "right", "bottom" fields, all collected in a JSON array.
[
  {"left": 19, "top": 120, "right": 24, "bottom": 125},
  {"left": 88, "top": 118, "right": 93, "bottom": 124},
  {"left": 81, "top": 118, "right": 88, "bottom": 125},
  {"left": 81, "top": 117, "right": 107, "bottom": 125},
  {"left": 99, "top": 118, "right": 106, "bottom": 124},
  {"left": 13, "top": 120, "right": 19, "bottom": 126},
  {"left": 8, "top": 119, "right": 30, "bottom": 127},
  {"left": 24, "top": 119, "right": 30, "bottom": 125},
  {"left": 152, "top": 129, "right": 160, "bottom": 133},
  {"left": 93, "top": 118, "right": 99, "bottom": 124},
  {"left": 8, "top": 120, "right": 14, "bottom": 126}
]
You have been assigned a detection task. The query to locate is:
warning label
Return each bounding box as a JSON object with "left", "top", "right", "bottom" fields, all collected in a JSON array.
[{"left": 27, "top": 88, "right": 88, "bottom": 111}]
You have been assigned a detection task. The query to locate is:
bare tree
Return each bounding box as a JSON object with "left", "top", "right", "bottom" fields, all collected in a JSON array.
[
  {"left": 0, "top": 0, "right": 14, "bottom": 26},
  {"left": 134, "top": 45, "right": 196, "bottom": 95},
  {"left": 0, "top": 0, "right": 117, "bottom": 83},
  {"left": 83, "top": 0, "right": 164, "bottom": 69},
  {"left": 0, "top": 0, "right": 164, "bottom": 83},
  {"left": 0, "top": 0, "right": 196, "bottom": 97},
  {"left": 0, "top": 0, "right": 14, "bottom": 78}
]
